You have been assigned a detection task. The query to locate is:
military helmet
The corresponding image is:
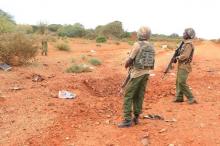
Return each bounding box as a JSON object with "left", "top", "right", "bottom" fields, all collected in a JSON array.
[
  {"left": 184, "top": 28, "right": 196, "bottom": 39},
  {"left": 137, "top": 26, "right": 151, "bottom": 40}
]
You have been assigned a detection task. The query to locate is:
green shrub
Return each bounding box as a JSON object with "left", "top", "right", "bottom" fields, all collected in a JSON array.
[
  {"left": 56, "top": 42, "right": 70, "bottom": 51},
  {"left": 0, "top": 33, "right": 38, "bottom": 65},
  {"left": 66, "top": 64, "right": 92, "bottom": 73},
  {"left": 57, "top": 23, "right": 85, "bottom": 37},
  {"left": 96, "top": 36, "right": 107, "bottom": 43},
  {"left": 89, "top": 58, "right": 102, "bottom": 66}
]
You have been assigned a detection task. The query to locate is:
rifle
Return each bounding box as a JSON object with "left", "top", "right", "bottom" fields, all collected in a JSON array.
[
  {"left": 162, "top": 41, "right": 184, "bottom": 79},
  {"left": 121, "top": 68, "right": 131, "bottom": 88}
]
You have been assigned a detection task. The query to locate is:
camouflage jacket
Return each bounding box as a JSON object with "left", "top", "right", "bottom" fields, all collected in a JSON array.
[{"left": 178, "top": 39, "right": 194, "bottom": 72}]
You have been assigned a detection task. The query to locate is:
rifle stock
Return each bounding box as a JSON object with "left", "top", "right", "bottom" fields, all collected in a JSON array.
[{"left": 121, "top": 68, "right": 131, "bottom": 88}]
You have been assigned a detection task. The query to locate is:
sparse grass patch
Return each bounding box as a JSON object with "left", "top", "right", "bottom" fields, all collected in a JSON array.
[
  {"left": 88, "top": 58, "right": 102, "bottom": 66},
  {"left": 80, "top": 54, "right": 87, "bottom": 61},
  {"left": 66, "top": 64, "right": 92, "bottom": 73},
  {"left": 96, "top": 36, "right": 107, "bottom": 43},
  {"left": 56, "top": 42, "right": 70, "bottom": 51}
]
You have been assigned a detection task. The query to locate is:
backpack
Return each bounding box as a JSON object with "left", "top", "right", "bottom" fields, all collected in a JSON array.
[{"left": 133, "top": 41, "right": 155, "bottom": 70}]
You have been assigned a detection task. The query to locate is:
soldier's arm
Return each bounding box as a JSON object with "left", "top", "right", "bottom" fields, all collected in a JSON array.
[
  {"left": 178, "top": 44, "right": 193, "bottom": 61},
  {"left": 125, "top": 43, "right": 140, "bottom": 68}
]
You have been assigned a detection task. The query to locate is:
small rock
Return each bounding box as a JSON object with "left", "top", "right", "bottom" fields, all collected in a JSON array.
[
  {"left": 107, "top": 115, "right": 111, "bottom": 118},
  {"left": 141, "top": 138, "right": 149, "bottom": 146},
  {"left": 48, "top": 103, "right": 55, "bottom": 106},
  {"left": 143, "top": 133, "right": 149, "bottom": 138},
  {"left": 165, "top": 118, "right": 177, "bottom": 122},
  {"left": 168, "top": 144, "right": 175, "bottom": 146},
  {"left": 95, "top": 122, "right": 101, "bottom": 125},
  {"left": 105, "top": 120, "right": 110, "bottom": 124},
  {"left": 65, "top": 137, "right": 69, "bottom": 140},
  {"left": 159, "top": 128, "right": 167, "bottom": 133}
]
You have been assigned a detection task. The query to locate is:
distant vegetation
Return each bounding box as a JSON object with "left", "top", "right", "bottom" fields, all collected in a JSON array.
[{"left": 0, "top": 8, "right": 184, "bottom": 66}]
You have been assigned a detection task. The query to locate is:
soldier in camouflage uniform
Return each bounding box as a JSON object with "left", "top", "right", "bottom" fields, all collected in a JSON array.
[
  {"left": 174, "top": 28, "right": 197, "bottom": 104},
  {"left": 118, "top": 26, "right": 155, "bottom": 128},
  {"left": 41, "top": 35, "right": 48, "bottom": 56}
]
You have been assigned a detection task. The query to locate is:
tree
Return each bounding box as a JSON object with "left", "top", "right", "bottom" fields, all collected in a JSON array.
[
  {"left": 57, "top": 23, "right": 85, "bottom": 37},
  {"left": 0, "top": 9, "right": 16, "bottom": 33},
  {"left": 95, "top": 21, "right": 124, "bottom": 39},
  {"left": 48, "top": 24, "right": 62, "bottom": 32}
]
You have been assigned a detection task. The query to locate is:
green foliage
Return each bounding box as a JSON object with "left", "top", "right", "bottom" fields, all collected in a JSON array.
[
  {"left": 96, "top": 36, "right": 107, "bottom": 43},
  {"left": 48, "top": 24, "right": 62, "bottom": 32},
  {"left": 95, "top": 21, "right": 124, "bottom": 39},
  {"left": 57, "top": 23, "right": 85, "bottom": 37},
  {"left": 0, "top": 9, "right": 16, "bottom": 33},
  {"left": 121, "top": 31, "right": 131, "bottom": 38},
  {"left": 88, "top": 58, "right": 102, "bottom": 66},
  {"left": 0, "top": 33, "right": 38, "bottom": 65},
  {"left": 0, "top": 9, "right": 15, "bottom": 24},
  {"left": 56, "top": 42, "right": 70, "bottom": 51},
  {"left": 66, "top": 64, "right": 92, "bottom": 73}
]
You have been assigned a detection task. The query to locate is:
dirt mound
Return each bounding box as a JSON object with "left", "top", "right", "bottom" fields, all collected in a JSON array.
[{"left": 82, "top": 74, "right": 124, "bottom": 97}]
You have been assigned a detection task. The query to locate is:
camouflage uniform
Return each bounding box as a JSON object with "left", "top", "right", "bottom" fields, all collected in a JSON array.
[
  {"left": 118, "top": 26, "right": 154, "bottom": 127},
  {"left": 41, "top": 36, "right": 48, "bottom": 56},
  {"left": 175, "top": 28, "right": 196, "bottom": 104}
]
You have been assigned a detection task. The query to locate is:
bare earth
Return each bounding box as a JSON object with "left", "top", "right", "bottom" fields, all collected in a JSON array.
[{"left": 0, "top": 39, "right": 220, "bottom": 146}]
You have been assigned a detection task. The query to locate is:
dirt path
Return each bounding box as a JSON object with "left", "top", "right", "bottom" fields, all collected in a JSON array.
[{"left": 0, "top": 40, "right": 220, "bottom": 146}]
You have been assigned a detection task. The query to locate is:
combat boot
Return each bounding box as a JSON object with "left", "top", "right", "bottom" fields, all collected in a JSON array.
[
  {"left": 118, "top": 120, "right": 132, "bottom": 128},
  {"left": 188, "top": 99, "right": 198, "bottom": 104},
  {"left": 133, "top": 114, "right": 139, "bottom": 125}
]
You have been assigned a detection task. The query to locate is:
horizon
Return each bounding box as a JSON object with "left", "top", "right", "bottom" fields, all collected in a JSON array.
[{"left": 0, "top": 0, "right": 220, "bottom": 39}]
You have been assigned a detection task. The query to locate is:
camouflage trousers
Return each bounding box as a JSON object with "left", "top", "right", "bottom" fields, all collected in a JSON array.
[
  {"left": 176, "top": 68, "right": 194, "bottom": 101},
  {"left": 123, "top": 74, "right": 149, "bottom": 120},
  {"left": 41, "top": 45, "right": 48, "bottom": 56}
]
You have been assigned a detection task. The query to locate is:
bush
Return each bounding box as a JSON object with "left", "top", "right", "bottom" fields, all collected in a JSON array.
[
  {"left": 66, "top": 64, "right": 92, "bottom": 73},
  {"left": 0, "top": 33, "right": 38, "bottom": 65},
  {"left": 96, "top": 36, "right": 107, "bottom": 43},
  {"left": 57, "top": 23, "right": 85, "bottom": 37},
  {"left": 56, "top": 42, "right": 70, "bottom": 51},
  {"left": 88, "top": 58, "right": 102, "bottom": 66}
]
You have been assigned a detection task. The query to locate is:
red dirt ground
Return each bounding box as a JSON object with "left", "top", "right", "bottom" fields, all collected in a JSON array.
[{"left": 0, "top": 39, "right": 220, "bottom": 146}]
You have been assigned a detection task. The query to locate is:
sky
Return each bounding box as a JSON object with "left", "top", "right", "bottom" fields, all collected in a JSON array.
[{"left": 0, "top": 0, "right": 219, "bottom": 39}]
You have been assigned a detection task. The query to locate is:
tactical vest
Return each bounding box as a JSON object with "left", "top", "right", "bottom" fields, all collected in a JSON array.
[
  {"left": 133, "top": 41, "right": 155, "bottom": 69},
  {"left": 179, "top": 42, "right": 194, "bottom": 64}
]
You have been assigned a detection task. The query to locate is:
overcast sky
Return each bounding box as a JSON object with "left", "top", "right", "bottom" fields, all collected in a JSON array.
[{"left": 0, "top": 0, "right": 219, "bottom": 39}]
